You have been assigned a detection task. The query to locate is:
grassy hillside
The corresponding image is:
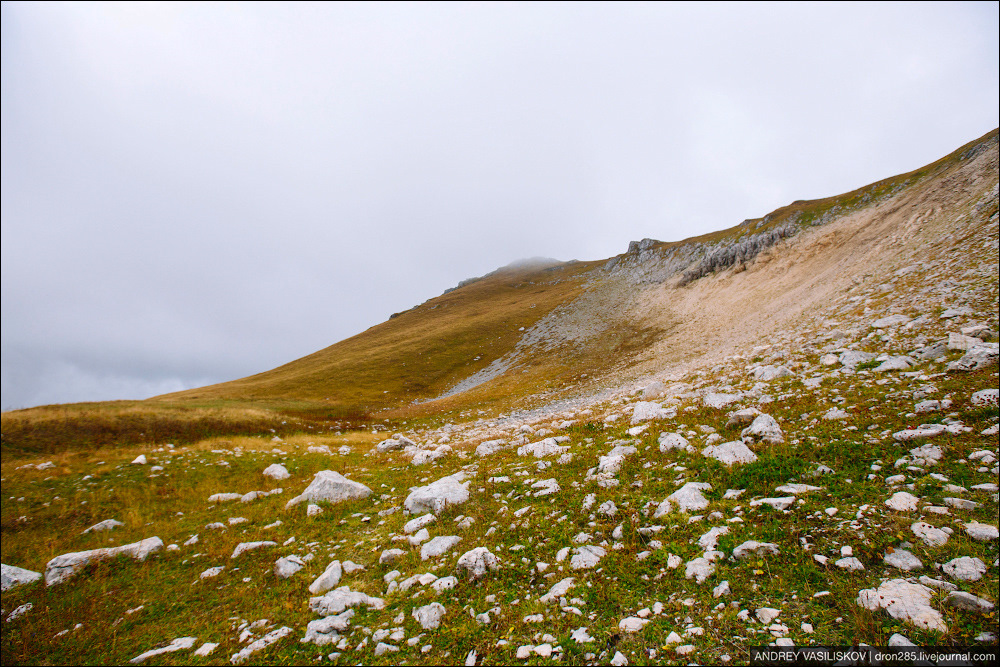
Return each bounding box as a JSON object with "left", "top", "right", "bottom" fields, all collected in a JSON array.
[{"left": 2, "top": 129, "right": 996, "bottom": 458}]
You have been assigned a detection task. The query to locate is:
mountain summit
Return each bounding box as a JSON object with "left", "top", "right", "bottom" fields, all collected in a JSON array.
[{"left": 161, "top": 129, "right": 999, "bottom": 421}]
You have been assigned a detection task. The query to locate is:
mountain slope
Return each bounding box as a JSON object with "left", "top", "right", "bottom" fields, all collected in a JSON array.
[
  {"left": 2, "top": 129, "right": 998, "bottom": 666},
  {"left": 160, "top": 129, "right": 998, "bottom": 419}
]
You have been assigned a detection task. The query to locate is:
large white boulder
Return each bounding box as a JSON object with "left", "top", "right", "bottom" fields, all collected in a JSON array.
[
  {"left": 45, "top": 537, "right": 163, "bottom": 586},
  {"left": 885, "top": 491, "right": 920, "bottom": 512},
  {"left": 412, "top": 602, "right": 446, "bottom": 630},
  {"left": 457, "top": 547, "right": 501, "bottom": 580},
  {"left": 653, "top": 482, "right": 712, "bottom": 516},
  {"left": 570, "top": 545, "right": 606, "bottom": 570},
  {"left": 285, "top": 471, "right": 372, "bottom": 509},
  {"left": 262, "top": 463, "right": 290, "bottom": 480},
  {"left": 475, "top": 439, "right": 508, "bottom": 457},
  {"left": 517, "top": 438, "right": 569, "bottom": 458},
  {"left": 631, "top": 401, "right": 674, "bottom": 423},
  {"left": 839, "top": 351, "right": 875, "bottom": 369},
  {"left": 420, "top": 535, "right": 462, "bottom": 560},
  {"left": 539, "top": 577, "right": 575, "bottom": 604},
  {"left": 941, "top": 557, "right": 987, "bottom": 582},
  {"left": 658, "top": 432, "right": 693, "bottom": 453},
  {"left": 947, "top": 342, "right": 999, "bottom": 371},
  {"left": 964, "top": 522, "right": 999, "bottom": 542},
  {"left": 732, "top": 540, "right": 780, "bottom": 560},
  {"left": 740, "top": 414, "right": 784, "bottom": 445},
  {"left": 702, "top": 441, "right": 758, "bottom": 466},
  {"left": 857, "top": 579, "right": 946, "bottom": 632},
  {"left": 752, "top": 365, "right": 792, "bottom": 382},
  {"left": 273, "top": 555, "right": 305, "bottom": 579},
  {"left": 1, "top": 563, "right": 42, "bottom": 591},
  {"left": 309, "top": 586, "right": 385, "bottom": 616},
  {"left": 404, "top": 474, "right": 470, "bottom": 514},
  {"left": 702, "top": 392, "right": 742, "bottom": 409}
]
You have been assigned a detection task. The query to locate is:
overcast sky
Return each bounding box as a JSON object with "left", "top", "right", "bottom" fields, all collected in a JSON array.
[{"left": 2, "top": 2, "right": 997, "bottom": 410}]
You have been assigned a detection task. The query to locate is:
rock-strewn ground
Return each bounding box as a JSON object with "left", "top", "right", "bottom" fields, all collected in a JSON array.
[{"left": 1, "top": 138, "right": 997, "bottom": 664}]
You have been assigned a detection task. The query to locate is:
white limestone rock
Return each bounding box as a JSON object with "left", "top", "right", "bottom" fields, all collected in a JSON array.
[
  {"left": 725, "top": 408, "right": 760, "bottom": 429},
  {"left": 835, "top": 557, "right": 865, "bottom": 571},
  {"left": 631, "top": 401, "right": 674, "bottom": 423},
  {"left": 262, "top": 464, "right": 290, "bottom": 480},
  {"left": 752, "top": 365, "right": 793, "bottom": 382},
  {"left": 911, "top": 522, "right": 948, "bottom": 547},
  {"left": 685, "top": 557, "right": 715, "bottom": 583},
  {"left": 83, "top": 519, "right": 124, "bottom": 534},
  {"left": 857, "top": 579, "right": 946, "bottom": 632},
  {"left": 208, "top": 493, "right": 243, "bottom": 503},
  {"left": 946, "top": 591, "right": 995, "bottom": 613},
  {"left": 540, "top": 577, "right": 575, "bottom": 604},
  {"left": 1, "top": 564, "right": 42, "bottom": 591},
  {"left": 964, "top": 522, "right": 999, "bottom": 542},
  {"left": 658, "top": 432, "right": 693, "bottom": 453},
  {"left": 883, "top": 549, "right": 923, "bottom": 572},
  {"left": 872, "top": 314, "right": 911, "bottom": 328},
  {"left": 421, "top": 536, "right": 462, "bottom": 560},
  {"left": 274, "top": 555, "right": 304, "bottom": 579},
  {"left": 531, "top": 478, "right": 560, "bottom": 497},
  {"left": 457, "top": 547, "right": 501, "bottom": 580},
  {"left": 697, "top": 526, "right": 729, "bottom": 551},
  {"left": 431, "top": 576, "right": 457, "bottom": 593},
  {"left": 285, "top": 471, "right": 372, "bottom": 509},
  {"left": 403, "top": 513, "right": 437, "bottom": 534},
  {"left": 839, "top": 351, "right": 875, "bottom": 369},
  {"left": 653, "top": 482, "right": 712, "bottom": 516},
  {"left": 874, "top": 356, "right": 914, "bottom": 372},
  {"left": 750, "top": 497, "right": 795, "bottom": 511},
  {"left": 131, "top": 455, "right": 147, "bottom": 465},
  {"left": 732, "top": 540, "right": 779, "bottom": 560},
  {"left": 941, "top": 557, "right": 987, "bottom": 582},
  {"left": 596, "top": 444, "right": 637, "bottom": 475},
  {"left": 404, "top": 474, "right": 470, "bottom": 514},
  {"left": 741, "top": 414, "right": 784, "bottom": 444},
  {"left": 194, "top": 643, "right": 218, "bottom": 657},
  {"left": 230, "top": 541, "right": 277, "bottom": 559},
  {"left": 947, "top": 343, "right": 999, "bottom": 371},
  {"left": 230, "top": 626, "right": 293, "bottom": 664},
  {"left": 619, "top": 616, "right": 648, "bottom": 633},
  {"left": 702, "top": 441, "right": 758, "bottom": 466},
  {"left": 412, "top": 602, "right": 446, "bottom": 630},
  {"left": 970, "top": 388, "right": 999, "bottom": 406},
  {"left": 517, "top": 438, "right": 569, "bottom": 458},
  {"left": 703, "top": 392, "right": 742, "bottom": 409},
  {"left": 475, "top": 439, "right": 508, "bottom": 458},
  {"left": 379, "top": 549, "right": 405, "bottom": 565},
  {"left": 129, "top": 636, "right": 197, "bottom": 664},
  {"left": 45, "top": 537, "right": 164, "bottom": 586},
  {"left": 774, "top": 483, "right": 823, "bottom": 495},
  {"left": 893, "top": 424, "right": 947, "bottom": 442},
  {"left": 885, "top": 491, "right": 920, "bottom": 512},
  {"left": 301, "top": 610, "right": 354, "bottom": 646},
  {"left": 570, "top": 545, "right": 606, "bottom": 570},
  {"left": 755, "top": 608, "right": 780, "bottom": 624},
  {"left": 408, "top": 528, "right": 431, "bottom": 546},
  {"left": 309, "top": 586, "right": 385, "bottom": 616}
]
